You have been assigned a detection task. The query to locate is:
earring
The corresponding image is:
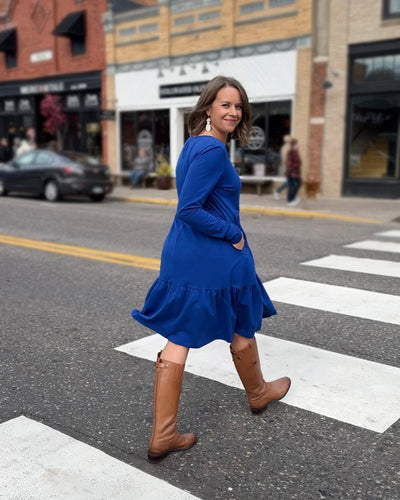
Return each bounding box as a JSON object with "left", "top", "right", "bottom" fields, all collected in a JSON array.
[{"left": 205, "top": 117, "right": 211, "bottom": 132}]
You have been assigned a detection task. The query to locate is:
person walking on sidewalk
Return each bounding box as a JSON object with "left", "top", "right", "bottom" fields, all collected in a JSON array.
[
  {"left": 274, "top": 134, "right": 291, "bottom": 199},
  {"left": 286, "top": 138, "right": 302, "bottom": 206},
  {"left": 132, "top": 75, "right": 291, "bottom": 463}
]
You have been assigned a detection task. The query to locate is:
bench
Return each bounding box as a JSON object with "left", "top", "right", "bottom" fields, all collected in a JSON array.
[
  {"left": 112, "top": 171, "right": 157, "bottom": 188},
  {"left": 239, "top": 175, "right": 286, "bottom": 196}
]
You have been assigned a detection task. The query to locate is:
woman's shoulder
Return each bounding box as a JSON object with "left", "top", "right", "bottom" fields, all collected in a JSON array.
[{"left": 185, "top": 136, "right": 227, "bottom": 157}]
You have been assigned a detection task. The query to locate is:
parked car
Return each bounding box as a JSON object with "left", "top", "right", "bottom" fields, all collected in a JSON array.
[{"left": 0, "top": 149, "right": 113, "bottom": 202}]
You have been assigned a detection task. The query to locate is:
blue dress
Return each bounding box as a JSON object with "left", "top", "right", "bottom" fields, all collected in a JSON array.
[{"left": 132, "top": 136, "right": 276, "bottom": 348}]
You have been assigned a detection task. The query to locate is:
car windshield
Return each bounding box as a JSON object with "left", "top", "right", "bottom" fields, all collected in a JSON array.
[{"left": 60, "top": 151, "right": 100, "bottom": 165}]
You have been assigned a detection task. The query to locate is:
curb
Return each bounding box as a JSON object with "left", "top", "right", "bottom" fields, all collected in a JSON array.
[{"left": 109, "top": 195, "right": 384, "bottom": 225}]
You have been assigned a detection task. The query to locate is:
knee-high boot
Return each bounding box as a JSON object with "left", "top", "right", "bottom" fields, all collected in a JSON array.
[
  {"left": 231, "top": 337, "right": 291, "bottom": 414},
  {"left": 147, "top": 352, "right": 197, "bottom": 462}
]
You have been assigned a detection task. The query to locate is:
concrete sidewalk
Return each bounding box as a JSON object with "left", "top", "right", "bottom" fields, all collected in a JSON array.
[{"left": 109, "top": 185, "right": 400, "bottom": 225}]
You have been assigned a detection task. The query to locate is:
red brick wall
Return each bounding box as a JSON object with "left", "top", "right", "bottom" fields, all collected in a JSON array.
[{"left": 0, "top": 0, "right": 107, "bottom": 80}]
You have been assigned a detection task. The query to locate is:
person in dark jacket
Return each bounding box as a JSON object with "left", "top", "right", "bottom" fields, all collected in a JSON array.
[
  {"left": 0, "top": 138, "right": 12, "bottom": 164},
  {"left": 286, "top": 138, "right": 302, "bottom": 206}
]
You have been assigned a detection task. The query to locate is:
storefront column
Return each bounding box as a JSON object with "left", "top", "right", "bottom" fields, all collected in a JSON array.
[{"left": 169, "top": 107, "right": 184, "bottom": 177}]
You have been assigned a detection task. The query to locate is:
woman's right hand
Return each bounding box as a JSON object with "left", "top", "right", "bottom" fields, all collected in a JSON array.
[{"left": 232, "top": 234, "right": 245, "bottom": 251}]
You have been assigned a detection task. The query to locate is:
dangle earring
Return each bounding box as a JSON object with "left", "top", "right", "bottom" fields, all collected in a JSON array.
[{"left": 205, "top": 116, "right": 211, "bottom": 132}]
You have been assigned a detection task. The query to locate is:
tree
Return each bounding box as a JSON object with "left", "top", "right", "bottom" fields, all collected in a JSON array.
[{"left": 39, "top": 94, "right": 67, "bottom": 150}]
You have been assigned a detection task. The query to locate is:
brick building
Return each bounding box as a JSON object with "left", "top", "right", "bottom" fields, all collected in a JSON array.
[
  {"left": 0, "top": 0, "right": 107, "bottom": 158},
  {"left": 312, "top": 0, "right": 400, "bottom": 199},
  {"left": 103, "top": 0, "right": 313, "bottom": 186}
]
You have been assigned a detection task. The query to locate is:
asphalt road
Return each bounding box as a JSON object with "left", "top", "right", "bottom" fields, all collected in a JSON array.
[{"left": 0, "top": 194, "right": 399, "bottom": 499}]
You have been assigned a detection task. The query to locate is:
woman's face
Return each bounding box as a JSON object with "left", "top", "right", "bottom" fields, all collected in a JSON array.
[{"left": 206, "top": 86, "right": 242, "bottom": 142}]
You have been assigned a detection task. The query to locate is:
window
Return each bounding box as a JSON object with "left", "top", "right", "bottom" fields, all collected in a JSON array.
[
  {"left": 353, "top": 54, "right": 400, "bottom": 82},
  {"left": 120, "top": 109, "right": 170, "bottom": 173},
  {"left": 348, "top": 94, "right": 399, "bottom": 179},
  {"left": 5, "top": 51, "right": 17, "bottom": 68},
  {"left": 383, "top": 0, "right": 400, "bottom": 19},
  {"left": 71, "top": 37, "right": 86, "bottom": 56}
]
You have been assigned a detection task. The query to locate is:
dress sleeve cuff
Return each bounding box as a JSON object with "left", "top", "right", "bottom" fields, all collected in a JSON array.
[{"left": 226, "top": 225, "right": 243, "bottom": 244}]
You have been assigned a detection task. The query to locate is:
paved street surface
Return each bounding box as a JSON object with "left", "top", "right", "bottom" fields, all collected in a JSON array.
[{"left": 0, "top": 189, "right": 399, "bottom": 499}]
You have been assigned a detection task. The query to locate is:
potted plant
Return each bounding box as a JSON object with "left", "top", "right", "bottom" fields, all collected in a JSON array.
[{"left": 155, "top": 156, "right": 172, "bottom": 190}]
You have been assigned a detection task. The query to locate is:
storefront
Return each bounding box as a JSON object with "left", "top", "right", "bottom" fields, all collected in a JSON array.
[
  {"left": 115, "top": 51, "right": 296, "bottom": 177},
  {"left": 344, "top": 39, "right": 400, "bottom": 198},
  {"left": 0, "top": 71, "right": 102, "bottom": 159}
]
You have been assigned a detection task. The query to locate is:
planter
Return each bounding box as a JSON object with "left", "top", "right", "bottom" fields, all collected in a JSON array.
[{"left": 156, "top": 176, "right": 171, "bottom": 190}]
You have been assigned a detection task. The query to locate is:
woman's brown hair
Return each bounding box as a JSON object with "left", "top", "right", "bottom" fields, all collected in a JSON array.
[{"left": 186, "top": 75, "right": 252, "bottom": 147}]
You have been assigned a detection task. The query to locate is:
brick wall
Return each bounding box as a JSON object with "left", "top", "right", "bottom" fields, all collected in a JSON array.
[{"left": 0, "top": 0, "right": 107, "bottom": 80}]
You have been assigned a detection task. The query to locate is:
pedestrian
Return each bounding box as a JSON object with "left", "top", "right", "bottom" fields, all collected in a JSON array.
[
  {"left": 16, "top": 137, "right": 34, "bottom": 157},
  {"left": 132, "top": 75, "right": 291, "bottom": 463},
  {"left": 286, "top": 138, "right": 302, "bottom": 206},
  {"left": 274, "top": 134, "right": 291, "bottom": 199},
  {"left": 130, "top": 148, "right": 152, "bottom": 187},
  {"left": 0, "top": 138, "right": 12, "bottom": 164}
]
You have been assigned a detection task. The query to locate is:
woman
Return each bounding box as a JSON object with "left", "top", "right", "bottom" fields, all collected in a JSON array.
[{"left": 132, "top": 76, "right": 291, "bottom": 462}]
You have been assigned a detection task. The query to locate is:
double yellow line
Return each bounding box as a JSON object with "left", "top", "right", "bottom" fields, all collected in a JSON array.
[{"left": 0, "top": 234, "right": 160, "bottom": 271}]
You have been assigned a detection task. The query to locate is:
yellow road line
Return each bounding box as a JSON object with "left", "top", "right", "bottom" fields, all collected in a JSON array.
[
  {"left": 239, "top": 206, "right": 382, "bottom": 224},
  {"left": 0, "top": 234, "right": 160, "bottom": 270},
  {"left": 119, "top": 196, "right": 382, "bottom": 224}
]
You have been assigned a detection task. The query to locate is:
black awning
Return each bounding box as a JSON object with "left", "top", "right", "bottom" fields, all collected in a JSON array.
[
  {"left": 53, "top": 10, "right": 86, "bottom": 38},
  {"left": 0, "top": 29, "right": 16, "bottom": 53}
]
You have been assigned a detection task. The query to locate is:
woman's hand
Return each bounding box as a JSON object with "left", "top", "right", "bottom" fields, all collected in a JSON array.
[{"left": 232, "top": 234, "right": 245, "bottom": 251}]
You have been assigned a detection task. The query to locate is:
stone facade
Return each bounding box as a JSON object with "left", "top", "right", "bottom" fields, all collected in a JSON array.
[{"left": 322, "top": 0, "right": 400, "bottom": 197}]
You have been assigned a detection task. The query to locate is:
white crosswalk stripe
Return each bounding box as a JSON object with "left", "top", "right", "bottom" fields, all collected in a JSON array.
[
  {"left": 0, "top": 416, "right": 199, "bottom": 500},
  {"left": 344, "top": 239, "right": 400, "bottom": 253},
  {"left": 115, "top": 334, "right": 400, "bottom": 434},
  {"left": 266, "top": 277, "right": 400, "bottom": 325},
  {"left": 301, "top": 254, "right": 400, "bottom": 278},
  {"left": 375, "top": 230, "right": 400, "bottom": 238}
]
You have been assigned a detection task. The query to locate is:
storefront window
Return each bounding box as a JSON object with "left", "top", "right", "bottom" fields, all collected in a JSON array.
[
  {"left": 234, "top": 100, "right": 291, "bottom": 176},
  {"left": 120, "top": 109, "right": 170, "bottom": 172},
  {"left": 348, "top": 94, "right": 399, "bottom": 179}
]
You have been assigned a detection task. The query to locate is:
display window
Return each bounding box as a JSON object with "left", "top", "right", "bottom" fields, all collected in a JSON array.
[
  {"left": 234, "top": 100, "right": 291, "bottom": 176},
  {"left": 120, "top": 109, "right": 170, "bottom": 172}
]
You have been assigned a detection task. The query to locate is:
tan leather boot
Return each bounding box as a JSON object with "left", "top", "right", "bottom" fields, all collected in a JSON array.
[
  {"left": 147, "top": 352, "right": 197, "bottom": 462},
  {"left": 231, "top": 337, "right": 291, "bottom": 414}
]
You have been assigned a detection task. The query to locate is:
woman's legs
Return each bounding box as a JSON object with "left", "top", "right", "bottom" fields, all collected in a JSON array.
[
  {"left": 148, "top": 340, "right": 196, "bottom": 462},
  {"left": 161, "top": 341, "right": 189, "bottom": 364},
  {"left": 231, "top": 333, "right": 291, "bottom": 414}
]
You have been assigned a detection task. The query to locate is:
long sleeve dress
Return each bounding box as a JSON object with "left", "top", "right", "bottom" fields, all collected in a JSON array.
[{"left": 131, "top": 136, "right": 276, "bottom": 348}]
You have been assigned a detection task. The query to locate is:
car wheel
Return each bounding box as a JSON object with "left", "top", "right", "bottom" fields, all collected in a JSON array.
[
  {"left": 0, "top": 179, "right": 8, "bottom": 196},
  {"left": 90, "top": 194, "right": 105, "bottom": 202},
  {"left": 44, "top": 180, "right": 60, "bottom": 202}
]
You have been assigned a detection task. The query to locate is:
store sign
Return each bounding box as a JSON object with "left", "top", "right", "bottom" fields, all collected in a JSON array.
[
  {"left": 248, "top": 126, "right": 265, "bottom": 150},
  {"left": 30, "top": 50, "right": 53, "bottom": 63},
  {"left": 159, "top": 81, "right": 208, "bottom": 98},
  {"left": 100, "top": 110, "right": 115, "bottom": 120},
  {"left": 20, "top": 82, "right": 64, "bottom": 94}
]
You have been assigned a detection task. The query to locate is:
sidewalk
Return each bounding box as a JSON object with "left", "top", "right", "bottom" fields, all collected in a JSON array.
[{"left": 109, "top": 185, "right": 400, "bottom": 225}]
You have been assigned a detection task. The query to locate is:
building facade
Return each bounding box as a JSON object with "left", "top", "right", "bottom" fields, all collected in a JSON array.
[
  {"left": 103, "top": 0, "right": 313, "bottom": 183},
  {"left": 319, "top": 0, "right": 400, "bottom": 198},
  {"left": 0, "top": 0, "right": 107, "bottom": 158}
]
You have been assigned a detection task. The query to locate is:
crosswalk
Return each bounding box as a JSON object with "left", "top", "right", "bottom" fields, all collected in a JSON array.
[
  {"left": 117, "top": 229, "right": 400, "bottom": 434},
  {"left": 2, "top": 228, "right": 400, "bottom": 498}
]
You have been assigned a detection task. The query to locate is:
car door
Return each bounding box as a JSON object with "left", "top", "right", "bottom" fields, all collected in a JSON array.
[{"left": 14, "top": 151, "right": 41, "bottom": 193}]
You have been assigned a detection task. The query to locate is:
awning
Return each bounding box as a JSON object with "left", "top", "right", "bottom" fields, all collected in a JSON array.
[
  {"left": 0, "top": 28, "right": 16, "bottom": 52},
  {"left": 53, "top": 10, "right": 85, "bottom": 38}
]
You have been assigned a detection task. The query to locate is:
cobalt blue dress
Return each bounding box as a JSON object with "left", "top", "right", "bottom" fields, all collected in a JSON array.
[{"left": 131, "top": 136, "right": 276, "bottom": 348}]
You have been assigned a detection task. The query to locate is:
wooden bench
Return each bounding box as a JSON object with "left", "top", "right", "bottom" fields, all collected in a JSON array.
[
  {"left": 112, "top": 171, "right": 157, "bottom": 188},
  {"left": 239, "top": 175, "right": 286, "bottom": 196}
]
